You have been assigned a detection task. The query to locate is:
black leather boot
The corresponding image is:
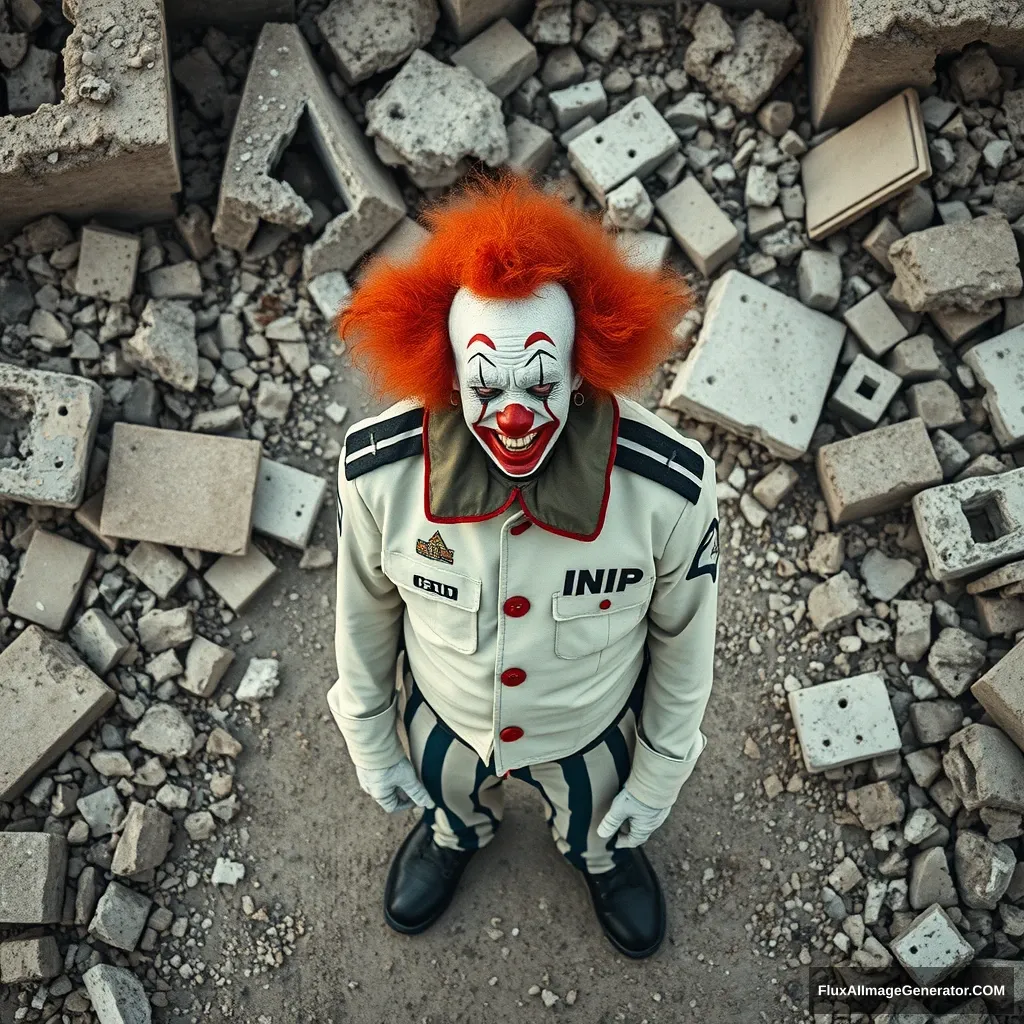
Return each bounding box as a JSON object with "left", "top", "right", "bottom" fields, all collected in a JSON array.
[
  {"left": 384, "top": 815, "right": 478, "bottom": 934},
  {"left": 582, "top": 846, "right": 666, "bottom": 958}
]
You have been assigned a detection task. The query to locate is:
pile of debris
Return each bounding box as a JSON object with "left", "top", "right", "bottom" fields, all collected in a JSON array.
[{"left": 1, "top": 0, "right": 1024, "bottom": 1019}]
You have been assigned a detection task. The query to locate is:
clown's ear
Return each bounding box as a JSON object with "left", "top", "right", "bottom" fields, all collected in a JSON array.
[{"left": 571, "top": 371, "right": 583, "bottom": 390}]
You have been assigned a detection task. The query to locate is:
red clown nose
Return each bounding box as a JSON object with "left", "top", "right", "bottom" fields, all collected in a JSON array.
[{"left": 495, "top": 403, "right": 535, "bottom": 437}]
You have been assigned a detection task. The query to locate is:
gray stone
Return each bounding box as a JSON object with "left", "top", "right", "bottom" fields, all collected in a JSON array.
[
  {"left": 943, "top": 724, "right": 1024, "bottom": 813},
  {"left": 123, "top": 300, "right": 198, "bottom": 393},
  {"left": 75, "top": 226, "right": 140, "bottom": 303},
  {"left": 863, "top": 216, "right": 902, "bottom": 273},
  {"left": 504, "top": 115, "right": 554, "bottom": 175},
  {"left": 602, "top": 177, "right": 653, "bottom": 232},
  {"left": 848, "top": 781, "right": 904, "bottom": 830},
  {"left": 951, "top": 45, "right": 1001, "bottom": 102},
  {"left": 254, "top": 380, "right": 293, "bottom": 422},
  {"left": 926, "top": 627, "right": 987, "bottom": 698},
  {"left": 137, "top": 607, "right": 194, "bottom": 653},
  {"left": 146, "top": 261, "right": 202, "bottom": 300},
  {"left": 797, "top": 249, "right": 841, "bottom": 311},
  {"left": 906, "top": 379, "right": 964, "bottom": 430},
  {"left": 111, "top": 802, "right": 173, "bottom": 877},
  {"left": 128, "top": 705, "right": 195, "bottom": 758},
  {"left": 451, "top": 18, "right": 537, "bottom": 99},
  {"left": 88, "top": 881, "right": 151, "bottom": 952},
  {"left": 909, "top": 699, "right": 963, "bottom": 744},
  {"left": 843, "top": 290, "right": 908, "bottom": 359},
  {"left": 931, "top": 429, "right": 971, "bottom": 478},
  {"left": 77, "top": 786, "right": 126, "bottom": 837},
  {"left": 204, "top": 546, "right": 279, "bottom": 612},
  {"left": 890, "top": 904, "right": 974, "bottom": 985},
  {"left": 893, "top": 600, "right": 932, "bottom": 663},
  {"left": 180, "top": 636, "right": 234, "bottom": 699},
  {"left": 807, "top": 570, "right": 868, "bottom": 632},
  {"left": 5, "top": 44, "right": 57, "bottom": 114},
  {"left": 83, "top": 964, "right": 152, "bottom": 1024},
  {"left": 955, "top": 831, "right": 1015, "bottom": 910},
  {"left": 860, "top": 548, "right": 916, "bottom": 602},
  {"left": 124, "top": 542, "right": 187, "bottom": 600},
  {"left": 0, "top": 832, "right": 66, "bottom": 924},
  {"left": 235, "top": 657, "right": 281, "bottom": 702},
  {"left": 896, "top": 185, "right": 934, "bottom": 234},
  {"left": 549, "top": 80, "right": 607, "bottom": 132},
  {"left": 580, "top": 11, "right": 623, "bottom": 61}
]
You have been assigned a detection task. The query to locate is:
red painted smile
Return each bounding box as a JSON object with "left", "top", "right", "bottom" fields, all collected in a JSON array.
[{"left": 475, "top": 422, "right": 557, "bottom": 474}]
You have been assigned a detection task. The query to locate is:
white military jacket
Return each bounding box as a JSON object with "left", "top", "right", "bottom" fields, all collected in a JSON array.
[{"left": 328, "top": 389, "right": 719, "bottom": 809}]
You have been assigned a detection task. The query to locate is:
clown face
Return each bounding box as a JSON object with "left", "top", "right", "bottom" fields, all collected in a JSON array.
[{"left": 449, "top": 282, "right": 581, "bottom": 478}]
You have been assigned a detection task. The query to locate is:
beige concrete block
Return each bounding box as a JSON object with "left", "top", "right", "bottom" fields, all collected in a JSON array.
[
  {"left": 180, "top": 636, "right": 235, "bottom": 698},
  {"left": 655, "top": 175, "right": 740, "bottom": 277},
  {"left": 7, "top": 529, "right": 94, "bottom": 631},
  {"left": 973, "top": 641, "right": 1024, "bottom": 753},
  {"left": 73, "top": 491, "right": 119, "bottom": 552},
  {"left": 204, "top": 545, "right": 278, "bottom": 612},
  {"left": 75, "top": 226, "right": 140, "bottom": 303}
]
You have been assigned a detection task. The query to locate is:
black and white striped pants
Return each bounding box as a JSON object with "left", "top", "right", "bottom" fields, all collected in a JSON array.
[{"left": 400, "top": 660, "right": 646, "bottom": 876}]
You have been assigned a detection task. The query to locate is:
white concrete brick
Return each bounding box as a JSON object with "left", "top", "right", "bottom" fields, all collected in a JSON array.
[
  {"left": 252, "top": 458, "right": 327, "bottom": 550},
  {"left": 548, "top": 80, "right": 607, "bottom": 131},
  {"left": 890, "top": 904, "right": 974, "bottom": 985},
  {"left": 963, "top": 325, "right": 1024, "bottom": 448},
  {"left": 655, "top": 175, "right": 739, "bottom": 277},
  {"left": 504, "top": 115, "right": 554, "bottom": 175}
]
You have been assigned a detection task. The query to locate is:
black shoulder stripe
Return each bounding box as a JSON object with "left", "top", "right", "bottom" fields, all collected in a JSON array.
[
  {"left": 345, "top": 407, "right": 424, "bottom": 459},
  {"left": 614, "top": 446, "right": 701, "bottom": 504},
  {"left": 345, "top": 433, "right": 424, "bottom": 480},
  {"left": 617, "top": 418, "right": 705, "bottom": 480}
]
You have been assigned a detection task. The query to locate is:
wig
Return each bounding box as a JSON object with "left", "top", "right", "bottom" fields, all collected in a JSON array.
[{"left": 338, "top": 174, "right": 692, "bottom": 411}]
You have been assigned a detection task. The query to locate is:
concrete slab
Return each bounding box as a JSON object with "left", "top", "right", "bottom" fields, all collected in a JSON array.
[
  {"left": 75, "top": 226, "right": 141, "bottom": 304},
  {"left": 817, "top": 418, "right": 943, "bottom": 525},
  {"left": 7, "top": 529, "right": 94, "bottom": 631},
  {"left": 568, "top": 97, "right": 679, "bottom": 203},
  {"left": 802, "top": 90, "right": 931, "bottom": 241},
  {"left": 890, "top": 904, "right": 974, "bottom": 985},
  {"left": 963, "top": 326, "right": 1024, "bottom": 449},
  {"left": 204, "top": 546, "right": 278, "bottom": 612},
  {"left": 0, "top": 832, "right": 67, "bottom": 925},
  {"left": 252, "top": 458, "right": 327, "bottom": 550},
  {"left": 101, "top": 423, "right": 261, "bottom": 556},
  {"left": 665, "top": 270, "right": 844, "bottom": 458},
  {"left": 0, "top": 0, "right": 181, "bottom": 234},
  {"left": 213, "top": 23, "right": 405, "bottom": 281},
  {"left": 913, "top": 468, "right": 1024, "bottom": 582},
  {"left": 828, "top": 353, "right": 901, "bottom": 429},
  {"left": 788, "top": 672, "right": 901, "bottom": 773},
  {"left": 655, "top": 175, "right": 740, "bottom": 278},
  {"left": 124, "top": 542, "right": 188, "bottom": 600},
  {"left": 450, "top": 17, "right": 538, "bottom": 99},
  {"left": 0, "top": 363, "right": 103, "bottom": 508}
]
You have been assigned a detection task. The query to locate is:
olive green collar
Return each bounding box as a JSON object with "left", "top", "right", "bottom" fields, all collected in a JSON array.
[{"left": 423, "top": 390, "right": 619, "bottom": 542}]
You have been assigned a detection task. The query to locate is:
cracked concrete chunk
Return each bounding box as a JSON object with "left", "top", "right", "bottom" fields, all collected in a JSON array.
[
  {"left": 88, "top": 881, "right": 151, "bottom": 952},
  {"left": 111, "top": 802, "right": 173, "bottom": 877},
  {"left": 943, "top": 723, "right": 1024, "bottom": 813},
  {"left": 0, "top": 832, "right": 67, "bottom": 924},
  {"left": 129, "top": 704, "right": 195, "bottom": 758},
  {"left": 123, "top": 299, "right": 198, "bottom": 393},
  {"left": 963, "top": 325, "right": 1024, "bottom": 449},
  {"left": 83, "top": 963, "right": 152, "bottom": 1024}
]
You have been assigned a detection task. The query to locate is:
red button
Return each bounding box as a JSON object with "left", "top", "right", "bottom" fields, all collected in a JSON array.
[
  {"left": 510, "top": 521, "right": 532, "bottom": 536},
  {"left": 503, "top": 596, "right": 530, "bottom": 617},
  {"left": 500, "top": 726, "right": 524, "bottom": 742},
  {"left": 501, "top": 667, "right": 527, "bottom": 686},
  {"left": 599, "top": 599, "right": 611, "bottom": 609}
]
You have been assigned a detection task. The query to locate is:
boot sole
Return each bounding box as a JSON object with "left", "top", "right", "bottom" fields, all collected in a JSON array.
[{"left": 577, "top": 854, "right": 667, "bottom": 959}]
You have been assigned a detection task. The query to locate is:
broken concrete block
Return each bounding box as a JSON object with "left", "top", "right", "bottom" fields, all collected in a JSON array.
[
  {"left": 927, "top": 626, "right": 987, "bottom": 698},
  {"left": 803, "top": 90, "right": 931, "bottom": 241},
  {"left": 82, "top": 963, "right": 152, "bottom": 1024},
  {"left": 913, "top": 468, "right": 1024, "bottom": 582},
  {"left": 372, "top": 216, "right": 430, "bottom": 265},
  {"left": 0, "top": 0, "right": 181, "bottom": 234},
  {"left": 75, "top": 226, "right": 141, "bottom": 303},
  {"left": 0, "top": 936, "right": 61, "bottom": 983},
  {"left": 235, "top": 656, "right": 281, "bottom": 702},
  {"left": 437, "top": 0, "right": 531, "bottom": 42},
  {"left": 972, "top": 641, "right": 1024, "bottom": 754},
  {"left": 0, "top": 363, "right": 103, "bottom": 508},
  {"left": 666, "top": 270, "right": 844, "bottom": 458},
  {"left": 890, "top": 904, "right": 974, "bottom": 985},
  {"left": 204, "top": 546, "right": 279, "bottom": 613},
  {"left": 102, "top": 423, "right": 261, "bottom": 556},
  {"left": 568, "top": 96, "right": 679, "bottom": 203},
  {"left": 504, "top": 114, "right": 554, "bottom": 175},
  {"left": 307, "top": 271, "right": 352, "bottom": 322},
  {"left": 863, "top": 216, "right": 902, "bottom": 274},
  {"left": 930, "top": 301, "right": 1001, "bottom": 346},
  {"left": 252, "top": 458, "right": 327, "bottom": 550},
  {"left": 963, "top": 325, "right": 1024, "bottom": 449},
  {"left": 908, "top": 847, "right": 957, "bottom": 911},
  {"left": 124, "top": 542, "right": 188, "bottom": 600},
  {"left": 848, "top": 780, "right": 904, "bottom": 830},
  {"left": 860, "top": 549, "right": 915, "bottom": 602},
  {"left": 807, "top": 570, "right": 868, "bottom": 632},
  {"left": 147, "top": 260, "right": 203, "bottom": 300},
  {"left": 614, "top": 230, "right": 672, "bottom": 273},
  {"left": 89, "top": 881, "right": 151, "bottom": 952},
  {"left": 110, "top": 801, "right": 172, "bottom": 877},
  {"left": 886, "top": 333, "right": 944, "bottom": 383},
  {"left": 450, "top": 17, "right": 537, "bottom": 98},
  {"left": 180, "top": 636, "right": 234, "bottom": 698},
  {"left": 655, "top": 175, "right": 740, "bottom": 278},
  {"left": 214, "top": 23, "right": 404, "bottom": 280},
  {"left": 77, "top": 786, "right": 125, "bottom": 837},
  {"left": 366, "top": 48, "right": 508, "bottom": 189},
  {"left": 751, "top": 463, "right": 798, "bottom": 511},
  {"left": 828, "top": 353, "right": 900, "bottom": 429},
  {"left": 893, "top": 600, "right": 932, "bottom": 663},
  {"left": 796, "top": 249, "right": 841, "bottom": 311},
  {"left": 0, "top": 832, "right": 67, "bottom": 924},
  {"left": 789, "top": 672, "right": 901, "bottom": 773},
  {"left": 955, "top": 829, "right": 1015, "bottom": 910},
  {"left": 69, "top": 608, "right": 130, "bottom": 675},
  {"left": 137, "top": 607, "right": 194, "bottom": 654},
  {"left": 7, "top": 529, "right": 94, "bottom": 631},
  {"left": 906, "top": 379, "right": 964, "bottom": 431},
  {"left": 944, "top": 723, "right": 1024, "bottom": 813},
  {"left": 817, "top": 418, "right": 943, "bottom": 525},
  {"left": 549, "top": 80, "right": 607, "bottom": 131},
  {"left": 122, "top": 299, "right": 197, "bottom": 393},
  {"left": 129, "top": 704, "right": 195, "bottom": 758},
  {"left": 318, "top": 0, "right": 437, "bottom": 86},
  {"left": 842, "top": 290, "right": 909, "bottom": 359},
  {"left": 890, "top": 216, "right": 1022, "bottom": 314}
]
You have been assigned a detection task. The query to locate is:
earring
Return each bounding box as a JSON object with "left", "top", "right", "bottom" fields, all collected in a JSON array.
[
  {"left": 572, "top": 390, "right": 585, "bottom": 407},
  {"left": 450, "top": 389, "right": 460, "bottom": 407}
]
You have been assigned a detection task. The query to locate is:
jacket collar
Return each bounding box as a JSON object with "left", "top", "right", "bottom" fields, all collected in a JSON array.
[{"left": 423, "top": 390, "right": 619, "bottom": 541}]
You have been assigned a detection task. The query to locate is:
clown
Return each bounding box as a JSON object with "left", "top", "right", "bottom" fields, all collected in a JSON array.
[{"left": 329, "top": 177, "right": 719, "bottom": 958}]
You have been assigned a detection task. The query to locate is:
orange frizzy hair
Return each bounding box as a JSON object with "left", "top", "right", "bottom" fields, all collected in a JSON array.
[{"left": 338, "top": 174, "right": 692, "bottom": 411}]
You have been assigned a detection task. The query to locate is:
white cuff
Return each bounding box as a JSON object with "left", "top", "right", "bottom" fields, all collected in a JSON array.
[
  {"left": 625, "top": 727, "right": 707, "bottom": 808},
  {"left": 327, "top": 690, "right": 405, "bottom": 770}
]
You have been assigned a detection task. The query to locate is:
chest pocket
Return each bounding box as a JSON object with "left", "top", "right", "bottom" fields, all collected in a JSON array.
[
  {"left": 551, "top": 577, "right": 656, "bottom": 660},
  {"left": 383, "top": 550, "right": 481, "bottom": 655}
]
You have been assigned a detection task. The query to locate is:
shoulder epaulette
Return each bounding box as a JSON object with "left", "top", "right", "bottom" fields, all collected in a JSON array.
[
  {"left": 344, "top": 407, "right": 424, "bottom": 480},
  {"left": 614, "top": 417, "right": 704, "bottom": 504}
]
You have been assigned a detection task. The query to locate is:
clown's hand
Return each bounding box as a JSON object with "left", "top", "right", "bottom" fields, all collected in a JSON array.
[
  {"left": 355, "top": 758, "right": 436, "bottom": 814},
  {"left": 596, "top": 787, "right": 672, "bottom": 849}
]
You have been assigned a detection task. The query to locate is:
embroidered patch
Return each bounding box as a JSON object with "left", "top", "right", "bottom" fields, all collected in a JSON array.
[
  {"left": 416, "top": 530, "right": 455, "bottom": 564},
  {"left": 686, "top": 518, "right": 720, "bottom": 583},
  {"left": 413, "top": 574, "right": 458, "bottom": 601}
]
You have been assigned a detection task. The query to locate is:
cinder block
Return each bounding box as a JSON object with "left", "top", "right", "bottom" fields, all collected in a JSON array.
[
  {"left": 842, "top": 290, "right": 909, "bottom": 359},
  {"left": 0, "top": 363, "right": 103, "bottom": 508},
  {"left": 450, "top": 17, "right": 538, "bottom": 98},
  {"left": 802, "top": 90, "right": 930, "bottom": 241},
  {"left": 0, "top": 0, "right": 181, "bottom": 233},
  {"left": 811, "top": 0, "right": 1024, "bottom": 129},
  {"left": 0, "top": 832, "right": 67, "bottom": 924},
  {"left": 817, "top": 418, "right": 943, "bottom": 524},
  {"left": 214, "top": 23, "right": 405, "bottom": 281},
  {"left": 0, "top": 936, "right": 61, "bottom": 983},
  {"left": 7, "top": 529, "right": 95, "bottom": 631},
  {"left": 788, "top": 672, "right": 901, "bottom": 773},
  {"left": 963, "top": 325, "right": 1024, "bottom": 448},
  {"left": 101, "top": 423, "right": 261, "bottom": 556},
  {"left": 0, "top": 626, "right": 115, "bottom": 800},
  {"left": 68, "top": 607, "right": 130, "bottom": 675},
  {"left": 666, "top": 270, "right": 844, "bottom": 458},
  {"left": 890, "top": 904, "right": 974, "bottom": 985},
  {"left": 655, "top": 175, "right": 740, "bottom": 278},
  {"left": 204, "top": 545, "right": 279, "bottom": 612},
  {"left": 438, "top": 0, "right": 533, "bottom": 43},
  {"left": 828, "top": 353, "right": 901, "bottom": 429},
  {"left": 252, "top": 458, "right": 327, "bottom": 549},
  {"left": 124, "top": 541, "right": 188, "bottom": 600},
  {"left": 504, "top": 115, "right": 554, "bottom": 175},
  {"left": 913, "top": 468, "right": 1024, "bottom": 582},
  {"left": 568, "top": 97, "right": 679, "bottom": 202},
  {"left": 75, "top": 226, "right": 141, "bottom": 303}
]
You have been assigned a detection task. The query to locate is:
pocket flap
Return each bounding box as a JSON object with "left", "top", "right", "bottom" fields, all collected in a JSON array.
[
  {"left": 551, "top": 577, "right": 655, "bottom": 621},
  {"left": 383, "top": 550, "right": 482, "bottom": 613}
]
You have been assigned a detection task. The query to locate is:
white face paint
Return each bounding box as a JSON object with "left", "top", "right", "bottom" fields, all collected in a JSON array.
[{"left": 448, "top": 282, "right": 580, "bottom": 478}]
